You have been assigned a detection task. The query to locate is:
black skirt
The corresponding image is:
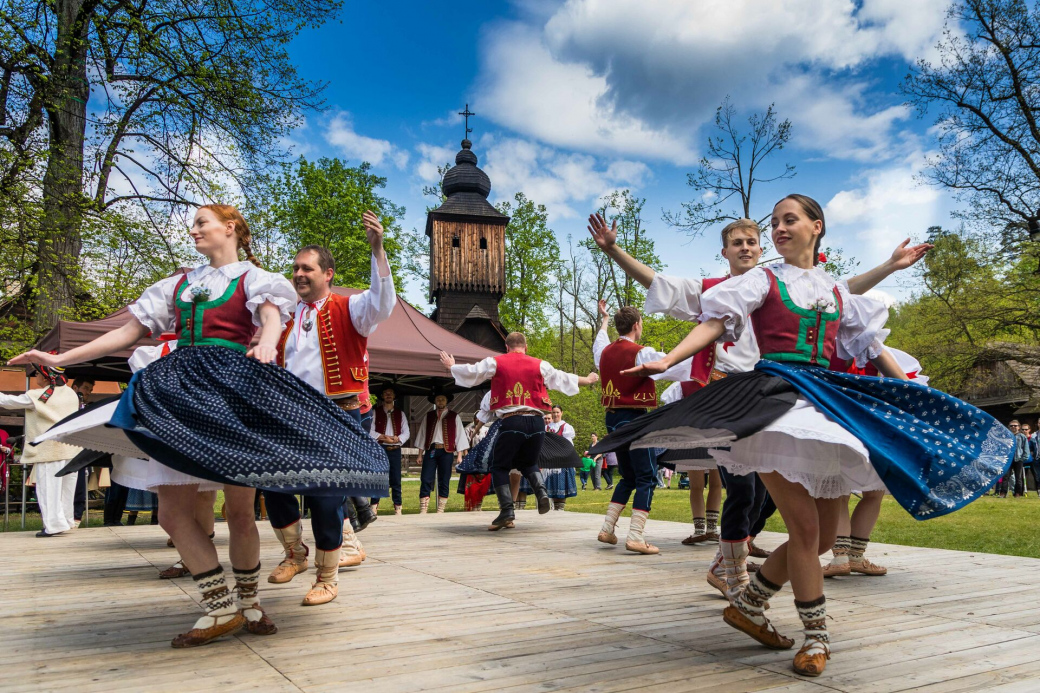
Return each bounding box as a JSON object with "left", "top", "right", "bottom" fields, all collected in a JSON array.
[{"left": 589, "top": 370, "right": 798, "bottom": 456}]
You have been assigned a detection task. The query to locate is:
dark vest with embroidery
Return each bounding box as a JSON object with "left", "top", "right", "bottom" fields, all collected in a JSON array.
[
  {"left": 751, "top": 269, "right": 843, "bottom": 368},
  {"left": 375, "top": 407, "right": 405, "bottom": 440},
  {"left": 276, "top": 293, "right": 369, "bottom": 396},
  {"left": 423, "top": 409, "right": 458, "bottom": 452},
  {"left": 172, "top": 274, "right": 255, "bottom": 352}
]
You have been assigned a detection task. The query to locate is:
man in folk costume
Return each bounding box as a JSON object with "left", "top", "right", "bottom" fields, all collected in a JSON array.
[
  {"left": 439, "top": 332, "right": 599, "bottom": 530},
  {"left": 588, "top": 212, "right": 931, "bottom": 600},
  {"left": 413, "top": 391, "right": 469, "bottom": 513},
  {"left": 370, "top": 386, "right": 409, "bottom": 515},
  {"left": 0, "top": 365, "right": 82, "bottom": 537},
  {"left": 541, "top": 404, "right": 578, "bottom": 510},
  {"left": 265, "top": 210, "right": 394, "bottom": 606},
  {"left": 593, "top": 301, "right": 692, "bottom": 552}
]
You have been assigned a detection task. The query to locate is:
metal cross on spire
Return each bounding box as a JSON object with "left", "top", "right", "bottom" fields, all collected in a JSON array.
[{"left": 459, "top": 103, "right": 475, "bottom": 140}]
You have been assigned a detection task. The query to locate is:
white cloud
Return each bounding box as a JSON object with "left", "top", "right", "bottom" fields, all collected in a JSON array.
[
  {"left": 477, "top": 0, "right": 950, "bottom": 163},
  {"left": 824, "top": 152, "right": 944, "bottom": 268},
  {"left": 324, "top": 112, "right": 409, "bottom": 169},
  {"left": 416, "top": 143, "right": 458, "bottom": 184},
  {"left": 479, "top": 135, "right": 651, "bottom": 220}
]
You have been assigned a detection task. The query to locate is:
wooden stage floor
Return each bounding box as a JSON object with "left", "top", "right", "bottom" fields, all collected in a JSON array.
[{"left": 3, "top": 510, "right": 1039, "bottom": 692}]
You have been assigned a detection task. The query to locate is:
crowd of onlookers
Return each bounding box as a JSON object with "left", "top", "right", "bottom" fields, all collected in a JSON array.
[{"left": 997, "top": 418, "right": 1040, "bottom": 498}]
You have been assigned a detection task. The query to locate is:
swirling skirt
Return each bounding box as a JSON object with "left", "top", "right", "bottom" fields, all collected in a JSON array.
[
  {"left": 110, "top": 346, "right": 389, "bottom": 497},
  {"left": 592, "top": 362, "right": 1013, "bottom": 519},
  {"left": 521, "top": 467, "right": 578, "bottom": 499},
  {"left": 457, "top": 420, "right": 582, "bottom": 476}
]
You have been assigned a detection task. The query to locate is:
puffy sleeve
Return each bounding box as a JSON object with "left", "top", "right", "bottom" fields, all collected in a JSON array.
[
  {"left": 128, "top": 274, "right": 183, "bottom": 338},
  {"left": 454, "top": 413, "right": 470, "bottom": 452},
  {"left": 451, "top": 357, "right": 496, "bottom": 388},
  {"left": 698, "top": 268, "right": 771, "bottom": 342},
  {"left": 834, "top": 283, "right": 889, "bottom": 366},
  {"left": 476, "top": 391, "right": 495, "bottom": 424},
  {"left": 644, "top": 273, "right": 703, "bottom": 321},
  {"left": 593, "top": 329, "right": 611, "bottom": 368},
  {"left": 541, "top": 360, "right": 579, "bottom": 396},
  {"left": 348, "top": 255, "right": 397, "bottom": 337},
  {"left": 243, "top": 269, "right": 297, "bottom": 327}
]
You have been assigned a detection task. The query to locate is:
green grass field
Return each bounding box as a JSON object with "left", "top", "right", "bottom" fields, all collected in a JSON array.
[{"left": 7, "top": 478, "right": 1039, "bottom": 559}]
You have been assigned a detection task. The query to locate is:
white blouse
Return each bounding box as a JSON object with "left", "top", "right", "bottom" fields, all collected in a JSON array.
[
  {"left": 451, "top": 357, "right": 579, "bottom": 416},
  {"left": 699, "top": 264, "right": 888, "bottom": 366},
  {"left": 129, "top": 262, "right": 297, "bottom": 337}
]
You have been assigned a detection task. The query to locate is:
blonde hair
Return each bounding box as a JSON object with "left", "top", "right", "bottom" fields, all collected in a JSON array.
[
  {"left": 198, "top": 204, "right": 263, "bottom": 268},
  {"left": 720, "top": 218, "right": 762, "bottom": 248}
]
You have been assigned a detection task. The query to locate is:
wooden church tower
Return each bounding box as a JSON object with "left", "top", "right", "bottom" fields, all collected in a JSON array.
[{"left": 426, "top": 118, "right": 509, "bottom": 352}]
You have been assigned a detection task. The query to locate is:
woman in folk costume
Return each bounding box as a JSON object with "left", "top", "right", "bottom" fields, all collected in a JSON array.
[
  {"left": 11, "top": 204, "right": 388, "bottom": 648},
  {"left": 603, "top": 194, "right": 1013, "bottom": 677}
]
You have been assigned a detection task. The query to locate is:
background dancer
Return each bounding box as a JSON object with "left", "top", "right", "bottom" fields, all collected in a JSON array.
[
  {"left": 413, "top": 391, "right": 469, "bottom": 514},
  {"left": 14, "top": 204, "right": 388, "bottom": 646},
  {"left": 266, "top": 226, "right": 394, "bottom": 607},
  {"left": 439, "top": 332, "right": 597, "bottom": 530}
]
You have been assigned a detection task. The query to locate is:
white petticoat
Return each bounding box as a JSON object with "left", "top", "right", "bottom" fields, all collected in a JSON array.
[
  {"left": 111, "top": 455, "right": 223, "bottom": 493},
  {"left": 707, "top": 397, "right": 887, "bottom": 498}
]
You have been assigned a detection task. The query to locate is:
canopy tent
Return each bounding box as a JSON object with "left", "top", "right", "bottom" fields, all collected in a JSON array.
[{"left": 35, "top": 287, "right": 501, "bottom": 393}]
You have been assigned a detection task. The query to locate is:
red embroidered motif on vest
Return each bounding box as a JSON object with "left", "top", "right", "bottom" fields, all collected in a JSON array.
[
  {"left": 276, "top": 293, "right": 368, "bottom": 396},
  {"left": 750, "top": 269, "right": 843, "bottom": 367},
  {"left": 424, "top": 410, "right": 458, "bottom": 452},
  {"left": 489, "top": 352, "right": 552, "bottom": 412},
  {"left": 375, "top": 408, "right": 404, "bottom": 437},
  {"left": 599, "top": 339, "right": 657, "bottom": 408}
]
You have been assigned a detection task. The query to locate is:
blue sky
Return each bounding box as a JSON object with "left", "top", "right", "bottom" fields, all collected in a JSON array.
[{"left": 282, "top": 0, "right": 959, "bottom": 307}]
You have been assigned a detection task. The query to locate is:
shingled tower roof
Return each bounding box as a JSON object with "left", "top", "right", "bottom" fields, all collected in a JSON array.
[{"left": 425, "top": 139, "right": 508, "bottom": 230}]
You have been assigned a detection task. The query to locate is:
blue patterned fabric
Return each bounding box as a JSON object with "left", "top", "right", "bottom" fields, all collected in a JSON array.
[
  {"left": 110, "top": 346, "right": 389, "bottom": 497},
  {"left": 125, "top": 488, "right": 156, "bottom": 512},
  {"left": 457, "top": 419, "right": 500, "bottom": 475},
  {"left": 521, "top": 467, "right": 578, "bottom": 498},
  {"left": 756, "top": 360, "right": 1014, "bottom": 520}
]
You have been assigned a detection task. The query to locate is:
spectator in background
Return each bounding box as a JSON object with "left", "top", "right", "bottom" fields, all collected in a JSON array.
[
  {"left": 70, "top": 378, "right": 96, "bottom": 527},
  {"left": 603, "top": 451, "right": 618, "bottom": 489},
  {"left": 1009, "top": 420, "right": 1028, "bottom": 498},
  {"left": 587, "top": 434, "right": 603, "bottom": 490},
  {"left": 579, "top": 452, "right": 595, "bottom": 490},
  {"left": 1025, "top": 422, "right": 1039, "bottom": 497}
]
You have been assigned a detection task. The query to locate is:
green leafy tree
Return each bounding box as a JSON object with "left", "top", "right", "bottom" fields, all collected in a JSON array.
[
  {"left": 496, "top": 193, "right": 561, "bottom": 332},
  {"left": 245, "top": 157, "right": 404, "bottom": 288},
  {"left": 0, "top": 0, "right": 340, "bottom": 332}
]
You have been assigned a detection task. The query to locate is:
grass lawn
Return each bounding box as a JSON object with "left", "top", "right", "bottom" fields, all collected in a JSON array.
[{"left": 7, "top": 478, "right": 1040, "bottom": 559}]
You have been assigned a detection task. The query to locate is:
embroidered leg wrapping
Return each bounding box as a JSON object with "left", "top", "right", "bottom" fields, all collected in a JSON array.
[
  {"left": 340, "top": 522, "right": 365, "bottom": 567},
  {"left": 793, "top": 596, "right": 830, "bottom": 676},
  {"left": 234, "top": 563, "right": 277, "bottom": 635},
  {"left": 268, "top": 520, "right": 309, "bottom": 584},
  {"left": 722, "top": 570, "right": 793, "bottom": 650},
  {"left": 171, "top": 567, "right": 244, "bottom": 648},
  {"left": 436, "top": 496, "right": 448, "bottom": 513},
  {"left": 419, "top": 497, "right": 430, "bottom": 514},
  {"left": 625, "top": 509, "right": 659, "bottom": 554},
  {"left": 302, "top": 549, "right": 340, "bottom": 606},
  {"left": 706, "top": 510, "right": 720, "bottom": 540},
  {"left": 849, "top": 535, "right": 886, "bottom": 575}
]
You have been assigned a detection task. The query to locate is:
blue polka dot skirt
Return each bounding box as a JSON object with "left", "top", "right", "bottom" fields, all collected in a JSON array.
[
  {"left": 756, "top": 361, "right": 1014, "bottom": 519},
  {"left": 110, "top": 346, "right": 389, "bottom": 497}
]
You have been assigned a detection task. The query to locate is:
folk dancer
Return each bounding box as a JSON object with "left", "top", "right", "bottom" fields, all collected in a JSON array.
[
  {"left": 413, "top": 391, "right": 469, "bottom": 513},
  {"left": 439, "top": 332, "right": 598, "bottom": 530},
  {"left": 370, "top": 386, "right": 408, "bottom": 515},
  {"left": 589, "top": 212, "right": 931, "bottom": 601},
  {"left": 607, "top": 194, "right": 1009, "bottom": 676},
  {"left": 266, "top": 221, "right": 395, "bottom": 606},
  {"left": 15, "top": 204, "right": 389, "bottom": 647}
]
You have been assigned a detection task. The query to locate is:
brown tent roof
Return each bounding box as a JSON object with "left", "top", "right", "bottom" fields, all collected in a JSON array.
[{"left": 35, "top": 287, "right": 501, "bottom": 388}]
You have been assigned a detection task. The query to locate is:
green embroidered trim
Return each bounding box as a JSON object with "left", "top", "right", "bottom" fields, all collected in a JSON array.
[{"left": 175, "top": 276, "right": 243, "bottom": 348}]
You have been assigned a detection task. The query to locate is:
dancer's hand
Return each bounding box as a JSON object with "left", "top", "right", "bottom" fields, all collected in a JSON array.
[
  {"left": 363, "top": 210, "right": 384, "bottom": 251},
  {"left": 598, "top": 299, "right": 609, "bottom": 319},
  {"left": 247, "top": 343, "right": 278, "bottom": 364},
  {"left": 7, "top": 350, "right": 62, "bottom": 367},
  {"left": 588, "top": 213, "right": 617, "bottom": 251},
  {"left": 622, "top": 359, "right": 669, "bottom": 377},
  {"left": 888, "top": 239, "right": 933, "bottom": 271},
  {"left": 439, "top": 350, "right": 455, "bottom": 369}
]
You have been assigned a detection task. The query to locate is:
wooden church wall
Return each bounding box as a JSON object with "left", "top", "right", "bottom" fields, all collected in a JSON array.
[{"left": 429, "top": 219, "right": 506, "bottom": 295}]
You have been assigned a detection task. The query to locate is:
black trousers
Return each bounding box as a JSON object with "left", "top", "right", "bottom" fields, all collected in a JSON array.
[
  {"left": 490, "top": 415, "right": 544, "bottom": 487},
  {"left": 103, "top": 481, "right": 129, "bottom": 526},
  {"left": 420, "top": 448, "right": 454, "bottom": 499},
  {"left": 265, "top": 491, "right": 346, "bottom": 551},
  {"left": 750, "top": 492, "right": 777, "bottom": 537},
  {"left": 373, "top": 446, "right": 403, "bottom": 506},
  {"left": 73, "top": 467, "right": 89, "bottom": 521},
  {"left": 718, "top": 467, "right": 768, "bottom": 541},
  {"left": 1012, "top": 460, "right": 1026, "bottom": 496}
]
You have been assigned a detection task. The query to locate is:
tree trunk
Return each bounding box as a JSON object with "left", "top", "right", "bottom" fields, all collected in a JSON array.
[{"left": 33, "top": 0, "right": 90, "bottom": 333}]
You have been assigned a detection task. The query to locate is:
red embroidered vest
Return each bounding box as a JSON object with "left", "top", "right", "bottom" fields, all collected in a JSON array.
[
  {"left": 679, "top": 276, "right": 730, "bottom": 397},
  {"left": 599, "top": 339, "right": 657, "bottom": 409},
  {"left": 276, "top": 293, "right": 369, "bottom": 396},
  {"left": 750, "top": 269, "right": 843, "bottom": 368},
  {"left": 375, "top": 407, "right": 404, "bottom": 438},
  {"left": 172, "top": 274, "right": 256, "bottom": 352},
  {"left": 423, "top": 409, "right": 458, "bottom": 452},
  {"left": 489, "top": 352, "right": 552, "bottom": 412}
]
